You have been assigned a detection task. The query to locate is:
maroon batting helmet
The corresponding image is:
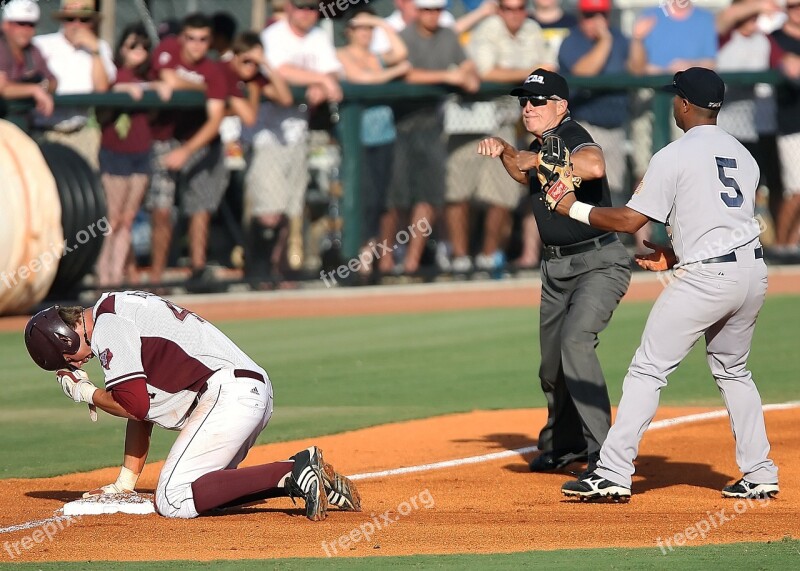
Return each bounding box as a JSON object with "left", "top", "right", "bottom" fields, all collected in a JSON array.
[{"left": 24, "top": 306, "right": 81, "bottom": 371}]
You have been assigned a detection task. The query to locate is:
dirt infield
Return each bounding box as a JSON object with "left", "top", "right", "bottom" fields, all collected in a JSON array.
[
  {"left": 1, "top": 271, "right": 798, "bottom": 562},
  {"left": 0, "top": 406, "right": 797, "bottom": 562}
]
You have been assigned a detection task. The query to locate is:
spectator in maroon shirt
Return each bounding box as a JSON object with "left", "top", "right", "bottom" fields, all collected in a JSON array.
[
  {"left": 146, "top": 13, "right": 229, "bottom": 287},
  {"left": 0, "top": 0, "right": 57, "bottom": 119},
  {"left": 94, "top": 23, "right": 171, "bottom": 287}
]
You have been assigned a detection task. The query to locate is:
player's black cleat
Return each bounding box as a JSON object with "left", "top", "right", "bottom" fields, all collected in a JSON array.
[
  {"left": 322, "top": 461, "right": 362, "bottom": 511},
  {"left": 721, "top": 479, "right": 779, "bottom": 499},
  {"left": 562, "top": 471, "right": 631, "bottom": 502},
  {"left": 287, "top": 446, "right": 328, "bottom": 521}
]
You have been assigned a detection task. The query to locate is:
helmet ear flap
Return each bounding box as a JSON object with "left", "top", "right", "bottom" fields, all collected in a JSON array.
[{"left": 24, "top": 306, "right": 81, "bottom": 371}]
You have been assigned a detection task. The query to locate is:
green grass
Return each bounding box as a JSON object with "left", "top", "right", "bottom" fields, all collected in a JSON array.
[
  {"left": 0, "top": 538, "right": 798, "bottom": 570},
  {"left": 0, "top": 295, "right": 798, "bottom": 479}
]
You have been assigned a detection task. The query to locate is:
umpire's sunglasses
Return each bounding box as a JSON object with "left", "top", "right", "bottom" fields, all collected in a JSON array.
[{"left": 518, "top": 95, "right": 559, "bottom": 107}]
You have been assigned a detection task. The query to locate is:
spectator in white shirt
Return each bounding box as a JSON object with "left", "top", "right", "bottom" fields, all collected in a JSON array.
[{"left": 32, "top": 0, "right": 115, "bottom": 169}]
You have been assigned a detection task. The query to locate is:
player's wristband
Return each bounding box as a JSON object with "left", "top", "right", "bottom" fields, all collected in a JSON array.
[
  {"left": 115, "top": 466, "right": 139, "bottom": 491},
  {"left": 568, "top": 201, "right": 594, "bottom": 225},
  {"left": 78, "top": 382, "right": 97, "bottom": 404}
]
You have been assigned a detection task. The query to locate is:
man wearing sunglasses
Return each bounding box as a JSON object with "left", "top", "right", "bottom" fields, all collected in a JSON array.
[
  {"left": 147, "top": 13, "right": 230, "bottom": 289},
  {"left": 0, "top": 0, "right": 57, "bottom": 119},
  {"left": 31, "top": 0, "right": 115, "bottom": 169},
  {"left": 478, "top": 68, "right": 631, "bottom": 477}
]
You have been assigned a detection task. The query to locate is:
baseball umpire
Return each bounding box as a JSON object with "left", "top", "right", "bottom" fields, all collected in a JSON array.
[
  {"left": 548, "top": 68, "right": 779, "bottom": 501},
  {"left": 477, "top": 68, "right": 631, "bottom": 474},
  {"left": 24, "top": 291, "right": 361, "bottom": 519}
]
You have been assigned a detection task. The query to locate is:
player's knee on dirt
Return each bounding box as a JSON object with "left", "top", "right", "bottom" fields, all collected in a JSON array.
[{"left": 155, "top": 481, "right": 200, "bottom": 519}]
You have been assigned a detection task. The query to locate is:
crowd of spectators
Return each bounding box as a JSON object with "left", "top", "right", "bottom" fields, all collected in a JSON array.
[{"left": 1, "top": 0, "right": 800, "bottom": 291}]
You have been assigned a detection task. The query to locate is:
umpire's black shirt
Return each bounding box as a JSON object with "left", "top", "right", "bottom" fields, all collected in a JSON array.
[{"left": 528, "top": 116, "right": 612, "bottom": 246}]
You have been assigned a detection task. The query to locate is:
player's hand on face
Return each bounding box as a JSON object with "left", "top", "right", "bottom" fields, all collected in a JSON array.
[
  {"left": 477, "top": 137, "right": 505, "bottom": 158},
  {"left": 56, "top": 369, "right": 97, "bottom": 403},
  {"left": 635, "top": 239, "right": 677, "bottom": 271}
]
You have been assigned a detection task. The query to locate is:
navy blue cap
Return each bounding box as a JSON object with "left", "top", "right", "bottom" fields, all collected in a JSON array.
[{"left": 663, "top": 67, "right": 725, "bottom": 110}]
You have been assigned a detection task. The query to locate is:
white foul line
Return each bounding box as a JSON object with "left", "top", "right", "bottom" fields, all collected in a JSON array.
[
  {"left": 348, "top": 401, "right": 800, "bottom": 482},
  {"left": 1, "top": 401, "right": 798, "bottom": 534},
  {"left": 0, "top": 516, "right": 76, "bottom": 534}
]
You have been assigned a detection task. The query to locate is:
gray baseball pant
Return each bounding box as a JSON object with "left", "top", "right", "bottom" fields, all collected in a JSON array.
[{"left": 595, "top": 255, "right": 778, "bottom": 488}]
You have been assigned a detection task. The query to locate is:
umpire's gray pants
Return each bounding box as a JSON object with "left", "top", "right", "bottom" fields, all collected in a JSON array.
[{"left": 537, "top": 239, "right": 631, "bottom": 456}]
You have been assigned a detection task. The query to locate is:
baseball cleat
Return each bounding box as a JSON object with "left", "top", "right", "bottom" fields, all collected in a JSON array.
[
  {"left": 721, "top": 479, "right": 779, "bottom": 499},
  {"left": 562, "top": 471, "right": 631, "bottom": 502},
  {"left": 287, "top": 446, "right": 328, "bottom": 521},
  {"left": 322, "top": 461, "right": 362, "bottom": 511},
  {"left": 529, "top": 450, "right": 588, "bottom": 472}
]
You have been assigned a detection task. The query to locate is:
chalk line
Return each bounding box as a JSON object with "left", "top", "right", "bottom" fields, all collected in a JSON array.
[
  {"left": 1, "top": 401, "right": 797, "bottom": 534},
  {"left": 348, "top": 401, "right": 800, "bottom": 481}
]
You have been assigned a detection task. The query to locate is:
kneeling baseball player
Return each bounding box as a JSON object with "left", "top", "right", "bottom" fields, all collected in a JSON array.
[{"left": 24, "top": 291, "right": 361, "bottom": 520}]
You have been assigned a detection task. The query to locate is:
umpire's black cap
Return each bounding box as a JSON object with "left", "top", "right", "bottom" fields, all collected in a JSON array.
[
  {"left": 510, "top": 68, "right": 570, "bottom": 100},
  {"left": 663, "top": 67, "right": 725, "bottom": 110}
]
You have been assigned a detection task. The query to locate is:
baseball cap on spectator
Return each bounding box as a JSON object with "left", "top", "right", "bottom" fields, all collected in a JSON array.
[
  {"left": 290, "top": 0, "right": 318, "bottom": 8},
  {"left": 578, "top": 0, "right": 612, "bottom": 12},
  {"left": 52, "top": 0, "right": 101, "bottom": 21},
  {"left": 415, "top": 0, "right": 448, "bottom": 9},
  {"left": 2, "top": 0, "right": 40, "bottom": 23},
  {"left": 662, "top": 67, "right": 725, "bottom": 110},
  {"left": 510, "top": 68, "right": 570, "bottom": 100}
]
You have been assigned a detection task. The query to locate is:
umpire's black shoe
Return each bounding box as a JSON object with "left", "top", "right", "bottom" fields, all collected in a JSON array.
[{"left": 529, "top": 450, "right": 588, "bottom": 472}]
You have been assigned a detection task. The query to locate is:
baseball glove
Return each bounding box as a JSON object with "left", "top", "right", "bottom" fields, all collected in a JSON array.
[{"left": 537, "top": 134, "right": 581, "bottom": 211}]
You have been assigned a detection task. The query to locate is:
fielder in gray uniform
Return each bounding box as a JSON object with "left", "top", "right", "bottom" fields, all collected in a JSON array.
[{"left": 548, "top": 67, "right": 779, "bottom": 501}]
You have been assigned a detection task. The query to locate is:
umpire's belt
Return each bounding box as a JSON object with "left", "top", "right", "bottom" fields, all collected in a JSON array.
[
  {"left": 543, "top": 233, "right": 618, "bottom": 260},
  {"left": 699, "top": 247, "right": 764, "bottom": 264}
]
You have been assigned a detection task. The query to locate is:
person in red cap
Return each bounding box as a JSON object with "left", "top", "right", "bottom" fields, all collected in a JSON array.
[{"left": 558, "top": 0, "right": 635, "bottom": 227}]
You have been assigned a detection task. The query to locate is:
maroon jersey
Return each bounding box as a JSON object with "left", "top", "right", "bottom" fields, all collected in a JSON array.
[
  {"left": 150, "top": 36, "right": 227, "bottom": 142},
  {"left": 101, "top": 67, "right": 153, "bottom": 154}
]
